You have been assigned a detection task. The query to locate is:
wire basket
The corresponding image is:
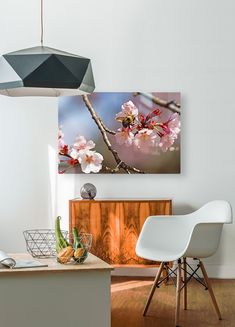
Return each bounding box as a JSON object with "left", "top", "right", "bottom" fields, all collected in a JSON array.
[
  {"left": 57, "top": 233, "right": 92, "bottom": 264},
  {"left": 23, "top": 229, "right": 68, "bottom": 258}
]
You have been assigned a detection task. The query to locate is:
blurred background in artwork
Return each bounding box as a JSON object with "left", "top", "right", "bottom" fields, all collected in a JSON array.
[{"left": 58, "top": 92, "right": 181, "bottom": 174}]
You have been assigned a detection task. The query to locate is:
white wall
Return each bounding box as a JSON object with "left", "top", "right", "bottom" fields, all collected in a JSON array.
[{"left": 0, "top": 0, "right": 235, "bottom": 277}]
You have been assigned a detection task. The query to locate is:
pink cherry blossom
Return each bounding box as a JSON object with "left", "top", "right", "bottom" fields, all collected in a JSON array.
[
  {"left": 58, "top": 137, "right": 66, "bottom": 151},
  {"left": 168, "top": 113, "right": 181, "bottom": 137},
  {"left": 115, "top": 100, "right": 138, "bottom": 121},
  {"left": 134, "top": 128, "right": 157, "bottom": 153},
  {"left": 79, "top": 150, "right": 103, "bottom": 173},
  {"left": 160, "top": 113, "right": 180, "bottom": 137},
  {"left": 158, "top": 134, "right": 176, "bottom": 152},
  {"left": 156, "top": 113, "right": 180, "bottom": 152},
  {"left": 115, "top": 128, "right": 134, "bottom": 147},
  {"left": 58, "top": 129, "right": 66, "bottom": 151},
  {"left": 73, "top": 135, "right": 95, "bottom": 153},
  {"left": 69, "top": 148, "right": 79, "bottom": 160}
]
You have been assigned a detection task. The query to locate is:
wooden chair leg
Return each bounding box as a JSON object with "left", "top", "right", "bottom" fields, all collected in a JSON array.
[
  {"left": 175, "top": 259, "right": 182, "bottom": 327},
  {"left": 143, "top": 262, "right": 164, "bottom": 316},
  {"left": 175, "top": 259, "right": 181, "bottom": 327},
  {"left": 183, "top": 257, "right": 187, "bottom": 310},
  {"left": 200, "top": 261, "right": 222, "bottom": 320},
  {"left": 162, "top": 263, "right": 168, "bottom": 285}
]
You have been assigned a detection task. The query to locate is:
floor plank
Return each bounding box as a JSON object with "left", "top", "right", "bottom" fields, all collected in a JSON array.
[{"left": 111, "top": 277, "right": 235, "bottom": 327}]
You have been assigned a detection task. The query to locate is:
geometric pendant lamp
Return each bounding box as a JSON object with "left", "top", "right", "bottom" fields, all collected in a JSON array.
[
  {"left": 0, "top": 46, "right": 95, "bottom": 97},
  {"left": 0, "top": 0, "right": 95, "bottom": 97}
]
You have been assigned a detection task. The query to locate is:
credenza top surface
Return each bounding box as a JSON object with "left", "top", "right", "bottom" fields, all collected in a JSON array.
[{"left": 70, "top": 199, "right": 172, "bottom": 203}]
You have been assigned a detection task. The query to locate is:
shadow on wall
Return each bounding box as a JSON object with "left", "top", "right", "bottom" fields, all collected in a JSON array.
[{"left": 173, "top": 203, "right": 195, "bottom": 215}]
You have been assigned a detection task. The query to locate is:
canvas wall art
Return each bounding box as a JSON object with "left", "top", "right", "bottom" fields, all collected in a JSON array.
[{"left": 58, "top": 92, "right": 181, "bottom": 174}]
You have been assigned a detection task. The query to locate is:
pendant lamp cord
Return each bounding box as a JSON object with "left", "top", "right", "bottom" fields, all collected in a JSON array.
[{"left": 40, "top": 0, "right": 44, "bottom": 46}]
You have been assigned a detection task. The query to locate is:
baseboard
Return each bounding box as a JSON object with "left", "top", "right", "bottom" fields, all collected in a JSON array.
[
  {"left": 197, "top": 264, "right": 235, "bottom": 279},
  {"left": 112, "top": 267, "right": 159, "bottom": 277},
  {"left": 111, "top": 263, "right": 235, "bottom": 279}
]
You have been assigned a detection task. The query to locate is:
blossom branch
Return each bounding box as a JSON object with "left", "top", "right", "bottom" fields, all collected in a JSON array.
[
  {"left": 98, "top": 118, "right": 116, "bottom": 135},
  {"left": 133, "top": 92, "right": 181, "bottom": 115},
  {"left": 82, "top": 95, "right": 144, "bottom": 174},
  {"left": 104, "top": 165, "right": 129, "bottom": 174}
]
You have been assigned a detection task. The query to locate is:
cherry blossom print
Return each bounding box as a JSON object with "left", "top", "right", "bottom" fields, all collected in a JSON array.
[
  {"left": 58, "top": 94, "right": 181, "bottom": 174},
  {"left": 73, "top": 135, "right": 95, "bottom": 153},
  {"left": 134, "top": 128, "right": 157, "bottom": 153},
  {"left": 79, "top": 150, "right": 103, "bottom": 173},
  {"left": 115, "top": 100, "right": 138, "bottom": 126},
  {"left": 158, "top": 134, "right": 176, "bottom": 152},
  {"left": 115, "top": 128, "right": 134, "bottom": 146}
]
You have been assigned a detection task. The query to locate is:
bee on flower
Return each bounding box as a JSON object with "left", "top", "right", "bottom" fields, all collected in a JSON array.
[
  {"left": 115, "top": 101, "right": 138, "bottom": 128},
  {"left": 114, "top": 100, "right": 180, "bottom": 154}
]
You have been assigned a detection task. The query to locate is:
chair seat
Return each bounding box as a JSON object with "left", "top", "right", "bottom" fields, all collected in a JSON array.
[{"left": 136, "top": 247, "right": 183, "bottom": 262}]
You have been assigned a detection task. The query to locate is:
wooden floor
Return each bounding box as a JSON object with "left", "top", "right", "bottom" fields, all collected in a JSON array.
[{"left": 111, "top": 277, "right": 235, "bottom": 327}]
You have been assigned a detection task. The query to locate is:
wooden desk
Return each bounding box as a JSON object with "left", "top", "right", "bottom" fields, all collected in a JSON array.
[
  {"left": 69, "top": 199, "right": 172, "bottom": 266},
  {"left": 0, "top": 253, "right": 113, "bottom": 327}
]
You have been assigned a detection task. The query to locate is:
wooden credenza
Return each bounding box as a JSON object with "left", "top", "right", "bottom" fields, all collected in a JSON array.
[{"left": 69, "top": 199, "right": 172, "bottom": 266}]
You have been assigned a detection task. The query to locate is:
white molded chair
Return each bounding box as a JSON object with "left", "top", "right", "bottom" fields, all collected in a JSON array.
[{"left": 136, "top": 200, "right": 233, "bottom": 327}]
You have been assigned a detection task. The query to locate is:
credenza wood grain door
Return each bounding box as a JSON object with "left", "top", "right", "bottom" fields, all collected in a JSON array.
[{"left": 69, "top": 199, "right": 172, "bottom": 265}]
